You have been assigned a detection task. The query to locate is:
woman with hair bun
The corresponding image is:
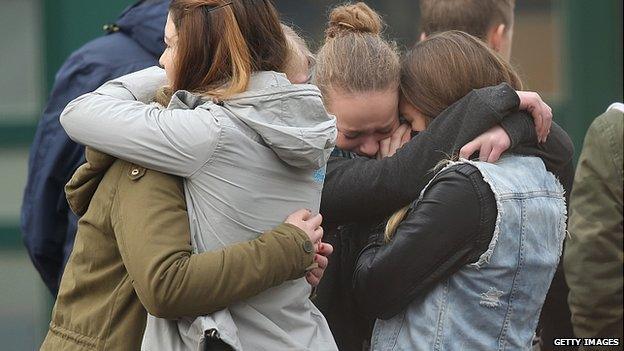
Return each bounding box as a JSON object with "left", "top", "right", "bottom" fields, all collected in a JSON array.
[
  {"left": 312, "top": 3, "right": 572, "bottom": 351},
  {"left": 56, "top": 0, "right": 338, "bottom": 350}
]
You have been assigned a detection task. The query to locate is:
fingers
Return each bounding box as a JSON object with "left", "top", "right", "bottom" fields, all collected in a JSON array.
[
  {"left": 315, "top": 253, "right": 328, "bottom": 269},
  {"left": 311, "top": 226, "right": 324, "bottom": 244},
  {"left": 378, "top": 138, "right": 391, "bottom": 159},
  {"left": 316, "top": 242, "right": 333, "bottom": 257},
  {"left": 285, "top": 210, "right": 323, "bottom": 243},
  {"left": 540, "top": 101, "right": 553, "bottom": 143},
  {"left": 286, "top": 208, "right": 311, "bottom": 223},
  {"left": 518, "top": 90, "right": 553, "bottom": 143},
  {"left": 533, "top": 110, "right": 545, "bottom": 143},
  {"left": 308, "top": 213, "right": 323, "bottom": 231},
  {"left": 305, "top": 272, "right": 320, "bottom": 287},
  {"left": 401, "top": 127, "right": 412, "bottom": 145},
  {"left": 378, "top": 124, "right": 411, "bottom": 159},
  {"left": 487, "top": 145, "right": 504, "bottom": 163},
  {"left": 388, "top": 125, "right": 410, "bottom": 157},
  {"left": 305, "top": 254, "right": 328, "bottom": 287},
  {"left": 479, "top": 143, "right": 493, "bottom": 162},
  {"left": 460, "top": 140, "right": 479, "bottom": 159},
  {"left": 461, "top": 126, "right": 511, "bottom": 162}
]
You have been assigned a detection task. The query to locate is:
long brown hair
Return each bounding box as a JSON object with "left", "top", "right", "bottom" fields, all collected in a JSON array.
[
  {"left": 314, "top": 2, "right": 400, "bottom": 100},
  {"left": 166, "top": 0, "right": 288, "bottom": 101},
  {"left": 385, "top": 30, "right": 523, "bottom": 241},
  {"left": 401, "top": 30, "right": 522, "bottom": 119}
]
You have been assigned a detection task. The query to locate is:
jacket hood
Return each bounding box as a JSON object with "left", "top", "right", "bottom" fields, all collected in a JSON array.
[
  {"left": 65, "top": 148, "right": 116, "bottom": 216},
  {"left": 115, "top": 0, "right": 170, "bottom": 57},
  {"left": 168, "top": 72, "right": 337, "bottom": 170}
]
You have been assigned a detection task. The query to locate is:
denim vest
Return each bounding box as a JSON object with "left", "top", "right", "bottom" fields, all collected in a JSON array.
[{"left": 372, "top": 155, "right": 566, "bottom": 351}]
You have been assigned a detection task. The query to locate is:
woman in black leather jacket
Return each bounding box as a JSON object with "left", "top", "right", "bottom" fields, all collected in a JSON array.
[
  {"left": 352, "top": 32, "right": 567, "bottom": 349},
  {"left": 315, "top": 36, "right": 574, "bottom": 351}
]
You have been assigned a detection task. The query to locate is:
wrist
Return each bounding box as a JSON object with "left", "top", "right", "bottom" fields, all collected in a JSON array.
[
  {"left": 107, "top": 66, "right": 168, "bottom": 103},
  {"left": 267, "top": 223, "right": 316, "bottom": 276},
  {"left": 500, "top": 112, "right": 536, "bottom": 147}
]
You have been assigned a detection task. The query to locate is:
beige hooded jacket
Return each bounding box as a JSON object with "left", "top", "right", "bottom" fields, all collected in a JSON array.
[{"left": 40, "top": 148, "right": 317, "bottom": 350}]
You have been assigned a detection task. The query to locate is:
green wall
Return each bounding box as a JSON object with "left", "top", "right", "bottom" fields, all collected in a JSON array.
[
  {"left": 0, "top": 0, "right": 133, "bottom": 147},
  {"left": 560, "top": 0, "right": 623, "bottom": 154},
  {"left": 43, "top": 0, "right": 135, "bottom": 90}
]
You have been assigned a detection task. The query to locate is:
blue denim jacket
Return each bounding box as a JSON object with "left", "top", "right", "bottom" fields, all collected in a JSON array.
[{"left": 372, "top": 156, "right": 566, "bottom": 350}]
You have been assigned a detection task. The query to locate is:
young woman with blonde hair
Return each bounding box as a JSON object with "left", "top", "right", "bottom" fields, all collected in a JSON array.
[
  {"left": 58, "top": 0, "right": 338, "bottom": 350},
  {"left": 281, "top": 23, "right": 315, "bottom": 84},
  {"left": 353, "top": 30, "right": 567, "bottom": 350},
  {"left": 312, "top": 3, "right": 573, "bottom": 350}
]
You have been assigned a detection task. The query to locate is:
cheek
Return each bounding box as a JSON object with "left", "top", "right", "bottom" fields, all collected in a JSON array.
[
  {"left": 161, "top": 51, "right": 175, "bottom": 83},
  {"left": 412, "top": 118, "right": 427, "bottom": 132}
]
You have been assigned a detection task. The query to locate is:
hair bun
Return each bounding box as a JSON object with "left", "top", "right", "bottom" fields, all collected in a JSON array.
[{"left": 326, "top": 2, "right": 383, "bottom": 38}]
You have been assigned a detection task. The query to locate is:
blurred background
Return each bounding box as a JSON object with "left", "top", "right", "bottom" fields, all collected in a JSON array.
[{"left": 0, "top": 0, "right": 621, "bottom": 349}]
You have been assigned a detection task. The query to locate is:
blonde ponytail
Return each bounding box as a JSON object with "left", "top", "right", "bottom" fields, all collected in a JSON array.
[{"left": 384, "top": 205, "right": 411, "bottom": 242}]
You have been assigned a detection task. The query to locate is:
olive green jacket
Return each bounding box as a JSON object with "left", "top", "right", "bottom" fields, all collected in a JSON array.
[
  {"left": 564, "top": 104, "right": 623, "bottom": 342},
  {"left": 40, "top": 149, "right": 315, "bottom": 350}
]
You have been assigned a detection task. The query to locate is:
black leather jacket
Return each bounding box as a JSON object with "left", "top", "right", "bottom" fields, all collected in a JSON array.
[{"left": 353, "top": 163, "right": 497, "bottom": 320}]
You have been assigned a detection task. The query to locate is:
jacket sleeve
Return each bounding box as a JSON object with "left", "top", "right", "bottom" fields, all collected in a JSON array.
[
  {"left": 320, "top": 83, "right": 519, "bottom": 224},
  {"left": 564, "top": 111, "right": 624, "bottom": 339},
  {"left": 20, "top": 53, "right": 121, "bottom": 295},
  {"left": 60, "top": 67, "right": 219, "bottom": 178},
  {"left": 111, "top": 169, "right": 315, "bottom": 319},
  {"left": 352, "top": 164, "right": 496, "bottom": 320},
  {"left": 501, "top": 113, "right": 575, "bottom": 198}
]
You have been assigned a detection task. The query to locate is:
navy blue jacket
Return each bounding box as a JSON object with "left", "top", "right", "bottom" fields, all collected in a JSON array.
[{"left": 21, "top": 0, "right": 170, "bottom": 295}]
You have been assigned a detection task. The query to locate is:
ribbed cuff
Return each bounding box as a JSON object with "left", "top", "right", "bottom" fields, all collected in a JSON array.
[
  {"left": 272, "top": 223, "right": 316, "bottom": 273},
  {"left": 500, "top": 112, "right": 537, "bottom": 147}
]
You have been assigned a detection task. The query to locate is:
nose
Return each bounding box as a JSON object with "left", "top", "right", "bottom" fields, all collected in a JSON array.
[
  {"left": 158, "top": 52, "right": 166, "bottom": 68},
  {"left": 358, "top": 137, "right": 379, "bottom": 158}
]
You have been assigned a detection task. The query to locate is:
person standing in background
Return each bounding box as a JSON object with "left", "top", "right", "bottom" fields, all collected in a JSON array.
[
  {"left": 418, "top": 1, "right": 577, "bottom": 347},
  {"left": 564, "top": 103, "right": 623, "bottom": 347},
  {"left": 21, "top": 0, "right": 170, "bottom": 295}
]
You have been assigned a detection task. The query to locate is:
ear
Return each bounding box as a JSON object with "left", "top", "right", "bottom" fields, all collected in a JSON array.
[
  {"left": 487, "top": 24, "right": 507, "bottom": 53},
  {"left": 419, "top": 32, "right": 427, "bottom": 42}
]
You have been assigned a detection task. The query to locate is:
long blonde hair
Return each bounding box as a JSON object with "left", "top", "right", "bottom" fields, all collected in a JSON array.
[
  {"left": 281, "top": 24, "right": 315, "bottom": 82},
  {"left": 385, "top": 30, "right": 523, "bottom": 241},
  {"left": 314, "top": 2, "right": 400, "bottom": 100}
]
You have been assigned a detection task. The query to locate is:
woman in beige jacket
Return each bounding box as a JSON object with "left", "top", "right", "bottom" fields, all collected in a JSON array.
[{"left": 40, "top": 149, "right": 329, "bottom": 350}]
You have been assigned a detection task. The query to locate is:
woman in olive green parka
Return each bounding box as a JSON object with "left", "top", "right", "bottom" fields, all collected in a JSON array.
[{"left": 40, "top": 148, "right": 327, "bottom": 350}]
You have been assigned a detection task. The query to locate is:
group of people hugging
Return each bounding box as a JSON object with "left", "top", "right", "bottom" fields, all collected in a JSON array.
[{"left": 29, "top": 0, "right": 579, "bottom": 350}]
